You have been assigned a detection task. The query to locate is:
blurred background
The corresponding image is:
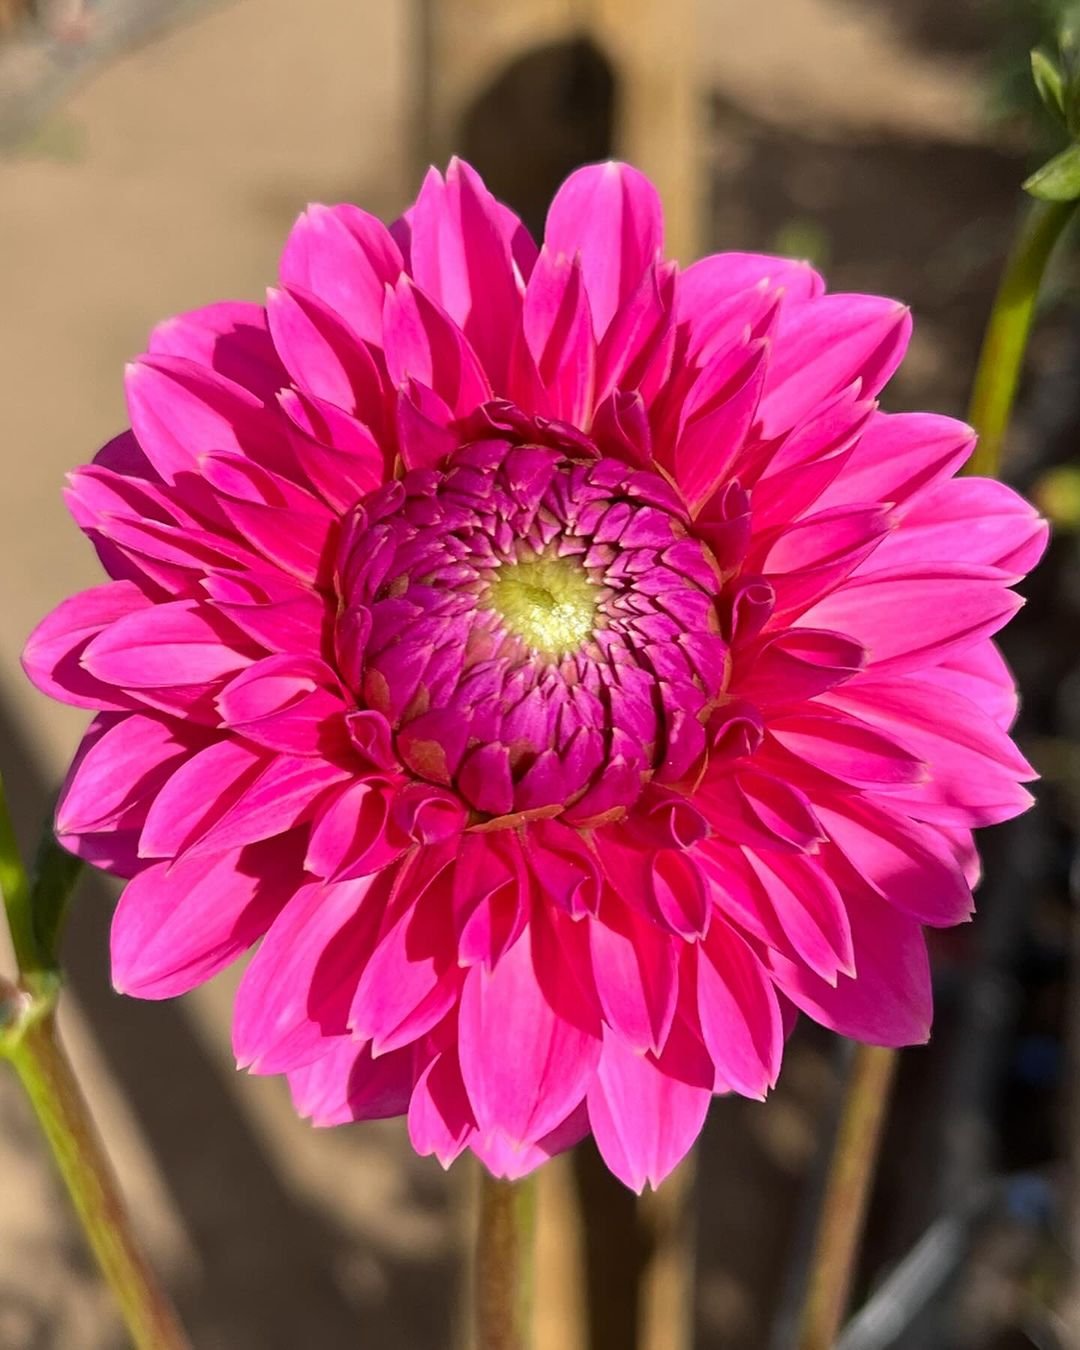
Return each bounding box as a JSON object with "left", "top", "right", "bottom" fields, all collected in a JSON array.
[{"left": 1, "top": 1, "right": 1078, "bottom": 1346}]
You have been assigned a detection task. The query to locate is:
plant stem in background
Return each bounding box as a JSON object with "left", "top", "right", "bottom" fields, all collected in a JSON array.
[
  {"left": 966, "top": 198, "right": 1076, "bottom": 476},
  {"left": 5, "top": 1008, "right": 190, "bottom": 1350},
  {"left": 0, "top": 771, "right": 43, "bottom": 984},
  {"left": 795, "top": 179, "right": 1076, "bottom": 1350},
  {"left": 475, "top": 1170, "right": 537, "bottom": 1350},
  {"left": 0, "top": 771, "right": 189, "bottom": 1350},
  {"left": 796, "top": 1045, "right": 899, "bottom": 1350}
]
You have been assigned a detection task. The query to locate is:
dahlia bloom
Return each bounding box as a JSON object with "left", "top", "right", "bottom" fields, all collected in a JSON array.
[{"left": 24, "top": 160, "right": 1045, "bottom": 1191}]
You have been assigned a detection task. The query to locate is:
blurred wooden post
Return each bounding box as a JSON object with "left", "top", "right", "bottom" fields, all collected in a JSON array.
[{"left": 413, "top": 0, "right": 703, "bottom": 260}]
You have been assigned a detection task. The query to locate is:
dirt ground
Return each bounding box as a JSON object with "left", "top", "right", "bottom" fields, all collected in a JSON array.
[{"left": 0, "top": 2, "right": 1036, "bottom": 1346}]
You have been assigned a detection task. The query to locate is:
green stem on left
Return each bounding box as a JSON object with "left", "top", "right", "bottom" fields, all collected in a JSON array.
[
  {"left": 966, "top": 197, "right": 1076, "bottom": 476},
  {"left": 0, "top": 772, "right": 190, "bottom": 1349}
]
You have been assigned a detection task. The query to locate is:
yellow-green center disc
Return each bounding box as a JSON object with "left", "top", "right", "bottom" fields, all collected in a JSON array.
[{"left": 486, "top": 555, "right": 597, "bottom": 656}]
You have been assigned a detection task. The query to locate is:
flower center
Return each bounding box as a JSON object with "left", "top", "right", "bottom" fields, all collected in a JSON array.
[
  {"left": 485, "top": 554, "right": 598, "bottom": 657},
  {"left": 335, "top": 440, "right": 729, "bottom": 823}
]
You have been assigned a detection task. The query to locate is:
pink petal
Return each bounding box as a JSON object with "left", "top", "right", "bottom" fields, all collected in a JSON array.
[
  {"left": 148, "top": 300, "right": 287, "bottom": 401},
  {"left": 801, "top": 565, "right": 1024, "bottom": 674},
  {"left": 81, "top": 599, "right": 255, "bottom": 689},
  {"left": 125, "top": 355, "right": 293, "bottom": 484},
  {"left": 767, "top": 709, "right": 926, "bottom": 787},
  {"left": 544, "top": 161, "right": 663, "bottom": 335},
  {"left": 864, "top": 476, "right": 1048, "bottom": 578},
  {"left": 765, "top": 882, "right": 932, "bottom": 1046},
  {"left": 696, "top": 922, "right": 783, "bottom": 1097},
  {"left": 138, "top": 739, "right": 266, "bottom": 858},
  {"left": 348, "top": 848, "right": 460, "bottom": 1054},
  {"left": 382, "top": 276, "right": 492, "bottom": 419},
  {"left": 288, "top": 1038, "right": 417, "bottom": 1126},
  {"left": 817, "top": 799, "right": 973, "bottom": 927},
  {"left": 459, "top": 925, "right": 601, "bottom": 1147},
  {"left": 22, "top": 581, "right": 151, "bottom": 710},
  {"left": 758, "top": 295, "right": 911, "bottom": 438},
  {"left": 408, "top": 1049, "right": 475, "bottom": 1167},
  {"left": 216, "top": 653, "right": 348, "bottom": 755},
  {"left": 520, "top": 249, "right": 596, "bottom": 426},
  {"left": 56, "top": 712, "right": 200, "bottom": 836},
  {"left": 815, "top": 410, "right": 975, "bottom": 512},
  {"left": 266, "top": 285, "right": 384, "bottom": 416},
  {"left": 401, "top": 159, "right": 524, "bottom": 389},
  {"left": 587, "top": 1030, "right": 711, "bottom": 1193},
  {"left": 590, "top": 891, "right": 679, "bottom": 1053},
  {"left": 279, "top": 202, "right": 403, "bottom": 344},
  {"left": 233, "top": 873, "right": 388, "bottom": 1074},
  {"left": 111, "top": 839, "right": 298, "bottom": 997}
]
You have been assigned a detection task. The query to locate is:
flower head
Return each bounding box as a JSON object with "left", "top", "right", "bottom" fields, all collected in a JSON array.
[{"left": 24, "top": 160, "right": 1046, "bottom": 1190}]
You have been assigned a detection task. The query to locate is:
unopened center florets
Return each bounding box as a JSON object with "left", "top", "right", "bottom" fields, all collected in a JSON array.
[
  {"left": 335, "top": 439, "right": 729, "bottom": 822},
  {"left": 485, "top": 553, "right": 599, "bottom": 657}
]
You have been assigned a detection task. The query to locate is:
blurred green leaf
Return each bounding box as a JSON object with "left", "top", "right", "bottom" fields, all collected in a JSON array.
[
  {"left": 1032, "top": 48, "right": 1066, "bottom": 118},
  {"left": 28, "top": 826, "right": 82, "bottom": 973},
  {"left": 1024, "top": 142, "right": 1080, "bottom": 199}
]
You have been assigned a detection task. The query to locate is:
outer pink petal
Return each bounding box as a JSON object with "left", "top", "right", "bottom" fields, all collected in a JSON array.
[
  {"left": 814, "top": 410, "right": 974, "bottom": 512},
  {"left": 148, "top": 301, "right": 288, "bottom": 401},
  {"left": 279, "top": 202, "right": 403, "bottom": 344},
  {"left": 696, "top": 921, "right": 783, "bottom": 1098},
  {"left": 543, "top": 161, "right": 663, "bottom": 336},
  {"left": 398, "top": 159, "right": 524, "bottom": 389},
  {"left": 467, "top": 1101, "right": 590, "bottom": 1180},
  {"left": 801, "top": 565, "right": 1024, "bottom": 674},
  {"left": 408, "top": 1048, "right": 476, "bottom": 1168},
  {"left": 765, "top": 882, "right": 933, "bottom": 1046},
  {"left": 56, "top": 712, "right": 199, "bottom": 836},
  {"left": 459, "top": 925, "right": 601, "bottom": 1148},
  {"left": 233, "top": 874, "right": 387, "bottom": 1074},
  {"left": 758, "top": 295, "right": 911, "bottom": 438},
  {"left": 348, "top": 851, "right": 460, "bottom": 1054},
  {"left": 288, "top": 1038, "right": 417, "bottom": 1127},
  {"left": 22, "top": 582, "right": 151, "bottom": 710},
  {"left": 589, "top": 891, "right": 679, "bottom": 1054},
  {"left": 80, "top": 599, "right": 256, "bottom": 690},
  {"left": 863, "top": 476, "right": 1048, "bottom": 578},
  {"left": 125, "top": 355, "right": 294, "bottom": 484},
  {"left": 817, "top": 799, "right": 973, "bottom": 927},
  {"left": 587, "top": 1029, "right": 712, "bottom": 1193},
  {"left": 111, "top": 839, "right": 298, "bottom": 997},
  {"left": 677, "top": 252, "right": 823, "bottom": 327}
]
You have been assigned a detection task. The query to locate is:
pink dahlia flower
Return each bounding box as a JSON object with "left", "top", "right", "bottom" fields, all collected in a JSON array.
[{"left": 25, "top": 160, "right": 1046, "bottom": 1190}]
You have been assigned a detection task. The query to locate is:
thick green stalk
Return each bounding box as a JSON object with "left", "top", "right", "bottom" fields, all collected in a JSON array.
[
  {"left": 0, "top": 769, "right": 188, "bottom": 1349},
  {"left": 474, "top": 1170, "right": 537, "bottom": 1350},
  {"left": 966, "top": 198, "right": 1076, "bottom": 476},
  {"left": 0, "top": 772, "right": 42, "bottom": 983},
  {"left": 4, "top": 1005, "right": 189, "bottom": 1350}
]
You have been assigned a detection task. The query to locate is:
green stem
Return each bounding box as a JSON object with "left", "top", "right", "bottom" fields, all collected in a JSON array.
[
  {"left": 796, "top": 1044, "right": 899, "bottom": 1350},
  {"left": 474, "top": 1170, "right": 537, "bottom": 1350},
  {"left": 966, "top": 197, "right": 1076, "bottom": 476},
  {"left": 0, "top": 771, "right": 42, "bottom": 983},
  {"left": 3, "top": 1003, "right": 190, "bottom": 1349},
  {"left": 795, "top": 184, "right": 1074, "bottom": 1350},
  {"left": 0, "top": 767, "right": 188, "bottom": 1349}
]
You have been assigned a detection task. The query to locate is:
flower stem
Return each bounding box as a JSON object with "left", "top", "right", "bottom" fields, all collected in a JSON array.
[
  {"left": 3, "top": 1004, "right": 190, "bottom": 1349},
  {"left": 0, "top": 770, "right": 188, "bottom": 1350},
  {"left": 0, "top": 770, "right": 43, "bottom": 983},
  {"left": 796, "top": 1044, "right": 899, "bottom": 1350},
  {"left": 966, "top": 197, "right": 1076, "bottom": 476},
  {"left": 474, "top": 1170, "right": 537, "bottom": 1350}
]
